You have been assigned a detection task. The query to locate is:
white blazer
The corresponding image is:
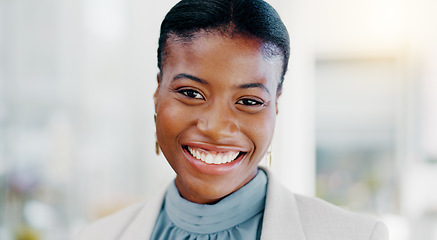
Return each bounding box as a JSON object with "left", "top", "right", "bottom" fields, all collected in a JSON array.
[{"left": 76, "top": 169, "right": 389, "bottom": 240}]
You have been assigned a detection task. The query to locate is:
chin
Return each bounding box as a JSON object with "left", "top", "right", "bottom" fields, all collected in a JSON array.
[{"left": 176, "top": 165, "right": 258, "bottom": 204}]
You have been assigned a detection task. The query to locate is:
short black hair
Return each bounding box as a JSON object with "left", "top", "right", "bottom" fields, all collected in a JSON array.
[{"left": 158, "top": 0, "right": 290, "bottom": 87}]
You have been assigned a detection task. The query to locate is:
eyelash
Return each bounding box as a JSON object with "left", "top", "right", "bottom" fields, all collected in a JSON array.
[
  {"left": 177, "top": 89, "right": 204, "bottom": 100},
  {"left": 176, "top": 88, "right": 265, "bottom": 107},
  {"left": 236, "top": 98, "right": 264, "bottom": 106}
]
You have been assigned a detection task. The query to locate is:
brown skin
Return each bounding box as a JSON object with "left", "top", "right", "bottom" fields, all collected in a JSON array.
[{"left": 154, "top": 33, "right": 282, "bottom": 204}]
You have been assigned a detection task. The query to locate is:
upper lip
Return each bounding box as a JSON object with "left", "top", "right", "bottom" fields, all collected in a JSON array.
[{"left": 182, "top": 141, "right": 248, "bottom": 153}]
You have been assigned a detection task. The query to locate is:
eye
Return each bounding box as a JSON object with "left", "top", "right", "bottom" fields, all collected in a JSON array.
[
  {"left": 178, "top": 89, "right": 204, "bottom": 100},
  {"left": 236, "top": 98, "right": 264, "bottom": 106}
]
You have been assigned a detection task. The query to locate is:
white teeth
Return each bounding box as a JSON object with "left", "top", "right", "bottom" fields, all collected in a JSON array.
[
  {"left": 187, "top": 146, "right": 240, "bottom": 164},
  {"left": 214, "top": 155, "right": 223, "bottom": 164},
  {"left": 205, "top": 154, "right": 213, "bottom": 164}
]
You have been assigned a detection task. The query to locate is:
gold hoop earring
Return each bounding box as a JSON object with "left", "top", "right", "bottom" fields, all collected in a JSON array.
[
  {"left": 155, "top": 137, "right": 160, "bottom": 155},
  {"left": 154, "top": 113, "right": 160, "bottom": 155}
]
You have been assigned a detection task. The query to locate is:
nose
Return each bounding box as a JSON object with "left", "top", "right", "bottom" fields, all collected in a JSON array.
[{"left": 196, "top": 104, "right": 239, "bottom": 140}]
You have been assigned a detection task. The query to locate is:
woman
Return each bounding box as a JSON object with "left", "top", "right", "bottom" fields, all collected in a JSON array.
[{"left": 77, "top": 0, "right": 389, "bottom": 239}]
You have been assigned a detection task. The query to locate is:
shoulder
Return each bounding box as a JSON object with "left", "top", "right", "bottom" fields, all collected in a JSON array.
[
  {"left": 74, "top": 184, "right": 167, "bottom": 240},
  {"left": 293, "top": 194, "right": 389, "bottom": 240},
  {"left": 261, "top": 168, "right": 389, "bottom": 240},
  {"left": 73, "top": 181, "right": 169, "bottom": 240},
  {"left": 73, "top": 202, "right": 146, "bottom": 240}
]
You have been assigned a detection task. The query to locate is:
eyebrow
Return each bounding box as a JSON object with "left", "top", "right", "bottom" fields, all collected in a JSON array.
[
  {"left": 172, "top": 73, "right": 208, "bottom": 84},
  {"left": 238, "top": 83, "right": 270, "bottom": 95},
  {"left": 172, "top": 73, "right": 270, "bottom": 95}
]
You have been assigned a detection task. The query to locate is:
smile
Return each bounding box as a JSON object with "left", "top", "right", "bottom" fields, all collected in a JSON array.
[{"left": 185, "top": 146, "right": 243, "bottom": 165}]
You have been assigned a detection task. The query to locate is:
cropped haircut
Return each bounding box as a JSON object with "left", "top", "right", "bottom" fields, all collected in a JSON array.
[{"left": 158, "top": 0, "right": 290, "bottom": 88}]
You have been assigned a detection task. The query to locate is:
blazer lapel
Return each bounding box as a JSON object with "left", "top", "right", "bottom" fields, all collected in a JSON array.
[
  {"left": 119, "top": 185, "right": 167, "bottom": 240},
  {"left": 261, "top": 168, "right": 307, "bottom": 240}
]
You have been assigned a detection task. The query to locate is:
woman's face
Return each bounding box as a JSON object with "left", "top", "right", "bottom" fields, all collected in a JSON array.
[{"left": 154, "top": 33, "right": 282, "bottom": 204}]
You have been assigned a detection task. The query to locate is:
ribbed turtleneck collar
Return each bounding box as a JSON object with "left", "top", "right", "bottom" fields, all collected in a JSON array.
[{"left": 164, "top": 169, "right": 267, "bottom": 234}]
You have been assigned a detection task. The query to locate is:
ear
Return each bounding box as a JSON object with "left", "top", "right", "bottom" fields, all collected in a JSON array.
[
  {"left": 154, "top": 73, "right": 161, "bottom": 113},
  {"left": 275, "top": 87, "right": 282, "bottom": 115}
]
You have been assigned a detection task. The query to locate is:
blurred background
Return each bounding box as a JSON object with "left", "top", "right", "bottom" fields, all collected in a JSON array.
[{"left": 0, "top": 0, "right": 436, "bottom": 239}]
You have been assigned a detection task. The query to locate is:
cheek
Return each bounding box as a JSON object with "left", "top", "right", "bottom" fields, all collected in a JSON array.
[
  {"left": 156, "top": 99, "right": 185, "bottom": 147},
  {"left": 242, "top": 109, "right": 276, "bottom": 152}
]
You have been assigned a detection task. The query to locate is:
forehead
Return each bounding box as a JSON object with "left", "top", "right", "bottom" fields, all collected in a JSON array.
[
  {"left": 161, "top": 34, "right": 282, "bottom": 86},
  {"left": 164, "top": 32, "right": 282, "bottom": 63}
]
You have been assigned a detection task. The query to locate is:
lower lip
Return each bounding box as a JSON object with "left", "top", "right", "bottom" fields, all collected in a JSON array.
[{"left": 182, "top": 147, "right": 245, "bottom": 175}]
